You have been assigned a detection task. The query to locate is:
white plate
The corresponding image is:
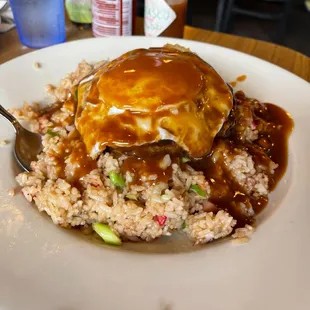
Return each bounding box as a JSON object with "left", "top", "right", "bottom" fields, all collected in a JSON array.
[{"left": 0, "top": 37, "right": 309, "bottom": 310}]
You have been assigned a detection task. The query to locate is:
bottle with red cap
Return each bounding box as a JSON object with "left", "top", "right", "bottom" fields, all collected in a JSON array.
[{"left": 92, "top": 0, "right": 136, "bottom": 37}]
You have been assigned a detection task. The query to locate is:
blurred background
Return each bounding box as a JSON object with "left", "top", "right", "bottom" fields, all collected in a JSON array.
[
  {"left": 1, "top": 0, "right": 310, "bottom": 56},
  {"left": 138, "top": 0, "right": 310, "bottom": 56}
]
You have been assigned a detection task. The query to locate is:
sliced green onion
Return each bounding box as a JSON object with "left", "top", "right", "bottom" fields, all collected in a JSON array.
[
  {"left": 92, "top": 223, "right": 122, "bottom": 246},
  {"left": 109, "top": 171, "right": 125, "bottom": 188},
  {"left": 126, "top": 193, "right": 138, "bottom": 200},
  {"left": 74, "top": 88, "right": 78, "bottom": 101},
  {"left": 46, "top": 129, "right": 58, "bottom": 137},
  {"left": 182, "top": 221, "right": 186, "bottom": 229},
  {"left": 182, "top": 157, "right": 190, "bottom": 163},
  {"left": 190, "top": 184, "right": 207, "bottom": 197}
]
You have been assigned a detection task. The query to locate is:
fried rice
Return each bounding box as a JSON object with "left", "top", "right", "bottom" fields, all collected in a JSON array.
[{"left": 10, "top": 58, "right": 283, "bottom": 246}]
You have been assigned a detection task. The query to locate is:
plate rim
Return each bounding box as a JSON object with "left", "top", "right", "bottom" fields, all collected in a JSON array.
[{"left": 0, "top": 35, "right": 309, "bottom": 310}]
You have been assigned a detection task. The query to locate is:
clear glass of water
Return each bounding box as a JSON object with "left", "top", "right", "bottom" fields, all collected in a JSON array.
[{"left": 9, "top": 0, "right": 66, "bottom": 49}]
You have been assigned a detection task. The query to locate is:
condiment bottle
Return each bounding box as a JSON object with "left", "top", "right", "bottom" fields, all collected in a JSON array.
[
  {"left": 92, "top": 0, "right": 136, "bottom": 37},
  {"left": 65, "top": 0, "right": 92, "bottom": 29},
  {"left": 144, "top": 0, "right": 188, "bottom": 38}
]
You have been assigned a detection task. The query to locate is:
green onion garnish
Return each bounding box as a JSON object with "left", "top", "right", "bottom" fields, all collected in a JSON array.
[
  {"left": 126, "top": 193, "right": 138, "bottom": 200},
  {"left": 46, "top": 129, "right": 58, "bottom": 137},
  {"left": 92, "top": 223, "right": 122, "bottom": 246},
  {"left": 109, "top": 171, "right": 125, "bottom": 188},
  {"left": 190, "top": 184, "right": 207, "bottom": 197},
  {"left": 182, "top": 157, "right": 190, "bottom": 163}
]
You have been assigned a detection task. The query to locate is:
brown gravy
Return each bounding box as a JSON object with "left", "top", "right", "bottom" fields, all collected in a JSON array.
[
  {"left": 51, "top": 87, "right": 292, "bottom": 229},
  {"left": 236, "top": 74, "right": 247, "bottom": 82},
  {"left": 257, "top": 103, "right": 294, "bottom": 189},
  {"left": 48, "top": 129, "right": 97, "bottom": 184},
  {"left": 191, "top": 148, "right": 269, "bottom": 227},
  {"left": 115, "top": 91, "right": 293, "bottom": 227},
  {"left": 121, "top": 155, "right": 173, "bottom": 185},
  {"left": 75, "top": 47, "right": 233, "bottom": 159},
  {"left": 191, "top": 91, "right": 293, "bottom": 226},
  {"left": 229, "top": 75, "right": 247, "bottom": 88}
]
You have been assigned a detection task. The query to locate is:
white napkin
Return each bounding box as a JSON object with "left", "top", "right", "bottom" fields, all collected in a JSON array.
[{"left": 0, "top": 1, "right": 15, "bottom": 33}]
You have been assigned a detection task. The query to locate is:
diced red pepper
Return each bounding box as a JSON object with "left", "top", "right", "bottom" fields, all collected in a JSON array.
[
  {"left": 250, "top": 121, "right": 257, "bottom": 130},
  {"left": 155, "top": 215, "right": 167, "bottom": 226}
]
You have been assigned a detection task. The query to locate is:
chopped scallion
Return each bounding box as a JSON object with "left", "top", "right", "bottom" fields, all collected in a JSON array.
[
  {"left": 126, "top": 193, "right": 138, "bottom": 200},
  {"left": 182, "top": 157, "right": 190, "bottom": 163},
  {"left": 92, "top": 223, "right": 122, "bottom": 246},
  {"left": 109, "top": 171, "right": 125, "bottom": 188},
  {"left": 46, "top": 129, "right": 58, "bottom": 137},
  {"left": 190, "top": 184, "right": 207, "bottom": 197},
  {"left": 74, "top": 88, "right": 78, "bottom": 101}
]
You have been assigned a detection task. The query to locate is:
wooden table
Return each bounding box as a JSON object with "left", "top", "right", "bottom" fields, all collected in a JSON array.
[{"left": 1, "top": 18, "right": 310, "bottom": 82}]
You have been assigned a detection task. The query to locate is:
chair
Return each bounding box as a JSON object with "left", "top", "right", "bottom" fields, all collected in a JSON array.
[{"left": 215, "top": 0, "right": 293, "bottom": 44}]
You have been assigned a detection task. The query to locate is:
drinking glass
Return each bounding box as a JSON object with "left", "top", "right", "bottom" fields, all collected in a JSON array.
[{"left": 9, "top": 0, "right": 66, "bottom": 49}]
